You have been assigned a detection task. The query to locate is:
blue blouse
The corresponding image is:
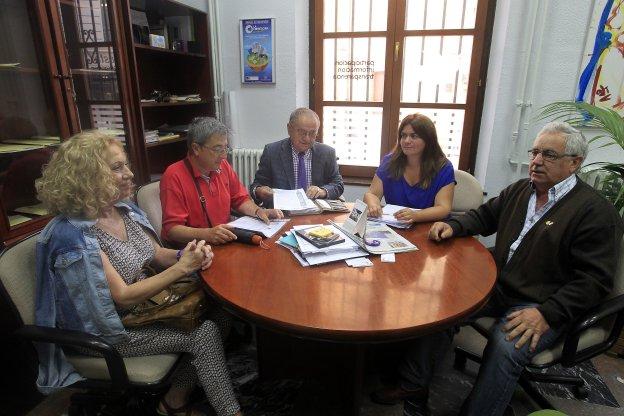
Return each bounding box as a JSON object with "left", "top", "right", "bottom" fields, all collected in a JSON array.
[{"left": 376, "top": 154, "right": 455, "bottom": 208}]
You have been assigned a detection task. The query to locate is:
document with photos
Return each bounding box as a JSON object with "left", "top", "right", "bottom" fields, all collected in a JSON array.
[
  {"left": 292, "top": 224, "right": 361, "bottom": 255},
  {"left": 331, "top": 220, "right": 418, "bottom": 255},
  {"left": 277, "top": 230, "right": 367, "bottom": 266},
  {"left": 227, "top": 216, "right": 290, "bottom": 238},
  {"left": 368, "top": 203, "right": 417, "bottom": 229},
  {"left": 273, "top": 188, "right": 322, "bottom": 215}
]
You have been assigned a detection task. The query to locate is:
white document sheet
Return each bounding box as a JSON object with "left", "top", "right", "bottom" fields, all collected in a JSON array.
[
  {"left": 273, "top": 188, "right": 319, "bottom": 211},
  {"left": 345, "top": 257, "right": 373, "bottom": 267},
  {"left": 227, "top": 216, "right": 290, "bottom": 238},
  {"left": 303, "top": 248, "right": 368, "bottom": 266},
  {"left": 368, "top": 204, "right": 416, "bottom": 229}
]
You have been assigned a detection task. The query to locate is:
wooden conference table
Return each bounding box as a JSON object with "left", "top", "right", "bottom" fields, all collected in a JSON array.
[{"left": 201, "top": 211, "right": 497, "bottom": 414}]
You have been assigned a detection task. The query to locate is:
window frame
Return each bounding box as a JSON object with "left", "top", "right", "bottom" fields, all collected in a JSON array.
[{"left": 310, "top": 0, "right": 497, "bottom": 180}]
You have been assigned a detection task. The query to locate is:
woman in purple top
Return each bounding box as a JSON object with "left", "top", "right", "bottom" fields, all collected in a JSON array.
[{"left": 364, "top": 113, "right": 455, "bottom": 224}]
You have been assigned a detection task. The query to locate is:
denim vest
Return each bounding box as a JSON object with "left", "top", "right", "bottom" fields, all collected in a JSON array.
[{"left": 35, "top": 200, "right": 158, "bottom": 393}]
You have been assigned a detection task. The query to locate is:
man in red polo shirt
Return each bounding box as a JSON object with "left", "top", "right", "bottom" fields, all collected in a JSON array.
[{"left": 160, "top": 117, "right": 283, "bottom": 246}]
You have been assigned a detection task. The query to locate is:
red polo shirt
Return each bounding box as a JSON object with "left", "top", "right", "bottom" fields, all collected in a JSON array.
[{"left": 160, "top": 157, "right": 250, "bottom": 240}]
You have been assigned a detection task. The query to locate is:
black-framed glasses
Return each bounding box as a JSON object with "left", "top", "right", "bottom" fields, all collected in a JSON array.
[{"left": 527, "top": 148, "right": 577, "bottom": 162}]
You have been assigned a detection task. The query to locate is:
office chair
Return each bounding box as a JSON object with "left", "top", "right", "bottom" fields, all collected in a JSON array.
[
  {"left": 453, "top": 238, "right": 624, "bottom": 409},
  {"left": 136, "top": 180, "right": 163, "bottom": 237},
  {"left": 0, "top": 232, "right": 182, "bottom": 415},
  {"left": 451, "top": 170, "right": 484, "bottom": 214}
]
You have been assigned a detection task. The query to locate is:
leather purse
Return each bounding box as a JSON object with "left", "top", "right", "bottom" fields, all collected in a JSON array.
[{"left": 121, "top": 277, "right": 208, "bottom": 331}]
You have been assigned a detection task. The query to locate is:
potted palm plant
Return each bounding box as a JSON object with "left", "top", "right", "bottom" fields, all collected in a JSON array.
[{"left": 538, "top": 101, "right": 624, "bottom": 215}]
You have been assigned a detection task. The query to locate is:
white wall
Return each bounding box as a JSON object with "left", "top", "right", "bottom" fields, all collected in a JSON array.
[
  {"left": 216, "top": 0, "right": 309, "bottom": 148},
  {"left": 475, "top": 0, "right": 624, "bottom": 199},
  {"left": 212, "top": 0, "right": 624, "bottom": 201}
]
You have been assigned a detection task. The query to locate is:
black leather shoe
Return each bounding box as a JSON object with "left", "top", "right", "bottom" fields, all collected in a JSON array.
[
  {"left": 404, "top": 398, "right": 430, "bottom": 416},
  {"left": 370, "top": 385, "right": 428, "bottom": 405}
]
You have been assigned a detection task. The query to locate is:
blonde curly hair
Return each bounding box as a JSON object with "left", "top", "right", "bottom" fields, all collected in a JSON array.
[{"left": 36, "top": 132, "right": 126, "bottom": 219}]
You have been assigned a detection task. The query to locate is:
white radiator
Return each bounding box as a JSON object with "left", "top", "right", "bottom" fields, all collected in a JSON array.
[{"left": 231, "top": 148, "right": 263, "bottom": 188}]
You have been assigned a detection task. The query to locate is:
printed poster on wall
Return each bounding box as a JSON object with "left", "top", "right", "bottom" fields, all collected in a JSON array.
[{"left": 240, "top": 18, "right": 275, "bottom": 84}]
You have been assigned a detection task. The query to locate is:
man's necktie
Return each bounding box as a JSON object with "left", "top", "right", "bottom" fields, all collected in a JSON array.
[{"left": 297, "top": 152, "right": 307, "bottom": 190}]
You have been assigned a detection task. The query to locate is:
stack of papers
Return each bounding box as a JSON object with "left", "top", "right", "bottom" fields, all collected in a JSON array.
[
  {"left": 273, "top": 189, "right": 322, "bottom": 215},
  {"left": 170, "top": 94, "right": 201, "bottom": 102},
  {"left": 368, "top": 204, "right": 415, "bottom": 229},
  {"left": 277, "top": 224, "right": 368, "bottom": 266}
]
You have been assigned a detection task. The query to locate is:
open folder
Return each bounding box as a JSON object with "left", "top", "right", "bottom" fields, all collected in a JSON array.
[
  {"left": 227, "top": 216, "right": 290, "bottom": 238},
  {"left": 330, "top": 199, "right": 418, "bottom": 254},
  {"left": 273, "top": 188, "right": 349, "bottom": 215}
]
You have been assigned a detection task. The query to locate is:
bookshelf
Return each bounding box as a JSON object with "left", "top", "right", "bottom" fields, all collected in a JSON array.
[
  {"left": 127, "top": 0, "right": 215, "bottom": 176},
  {"left": 0, "top": 0, "right": 216, "bottom": 246}
]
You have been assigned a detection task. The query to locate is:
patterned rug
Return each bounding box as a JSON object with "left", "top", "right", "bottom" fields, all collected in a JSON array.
[
  {"left": 221, "top": 341, "right": 619, "bottom": 415},
  {"left": 533, "top": 361, "right": 620, "bottom": 407},
  {"left": 429, "top": 355, "right": 620, "bottom": 414},
  {"left": 226, "top": 344, "right": 303, "bottom": 416}
]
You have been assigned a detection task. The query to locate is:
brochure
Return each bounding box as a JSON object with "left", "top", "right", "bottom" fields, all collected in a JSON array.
[{"left": 331, "top": 220, "right": 418, "bottom": 255}]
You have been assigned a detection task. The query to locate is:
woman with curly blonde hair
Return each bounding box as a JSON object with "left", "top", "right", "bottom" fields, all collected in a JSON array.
[{"left": 35, "top": 132, "right": 242, "bottom": 416}]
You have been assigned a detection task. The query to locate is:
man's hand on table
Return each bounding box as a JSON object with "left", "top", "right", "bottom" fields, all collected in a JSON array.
[
  {"left": 306, "top": 185, "right": 327, "bottom": 199},
  {"left": 428, "top": 222, "right": 454, "bottom": 241},
  {"left": 255, "top": 207, "right": 284, "bottom": 224}
]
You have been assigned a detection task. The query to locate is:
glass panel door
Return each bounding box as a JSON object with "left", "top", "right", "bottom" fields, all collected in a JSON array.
[
  {"left": 0, "top": 0, "right": 66, "bottom": 231},
  {"left": 57, "top": 0, "right": 129, "bottom": 144},
  {"left": 318, "top": 0, "right": 391, "bottom": 174}
]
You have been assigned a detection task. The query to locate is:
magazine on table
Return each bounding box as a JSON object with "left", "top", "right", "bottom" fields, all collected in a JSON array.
[
  {"left": 277, "top": 230, "right": 368, "bottom": 266},
  {"left": 294, "top": 225, "right": 345, "bottom": 248},
  {"left": 330, "top": 200, "right": 418, "bottom": 254},
  {"left": 272, "top": 188, "right": 349, "bottom": 215},
  {"left": 332, "top": 220, "right": 418, "bottom": 255},
  {"left": 291, "top": 224, "right": 361, "bottom": 256}
]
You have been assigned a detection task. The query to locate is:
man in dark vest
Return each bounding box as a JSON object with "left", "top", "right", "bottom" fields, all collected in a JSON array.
[{"left": 372, "top": 121, "right": 623, "bottom": 416}]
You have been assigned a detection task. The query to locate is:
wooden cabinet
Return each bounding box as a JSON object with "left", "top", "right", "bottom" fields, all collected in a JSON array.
[
  {"left": 0, "top": 0, "right": 215, "bottom": 247},
  {"left": 123, "top": 0, "right": 214, "bottom": 180}
]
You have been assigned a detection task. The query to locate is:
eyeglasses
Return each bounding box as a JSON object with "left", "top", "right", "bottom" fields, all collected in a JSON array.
[
  {"left": 400, "top": 133, "right": 421, "bottom": 140},
  {"left": 295, "top": 128, "right": 318, "bottom": 138},
  {"left": 527, "top": 148, "right": 577, "bottom": 162},
  {"left": 202, "top": 145, "right": 232, "bottom": 155}
]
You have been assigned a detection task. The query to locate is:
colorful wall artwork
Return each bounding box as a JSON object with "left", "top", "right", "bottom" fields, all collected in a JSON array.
[{"left": 578, "top": 0, "right": 624, "bottom": 114}]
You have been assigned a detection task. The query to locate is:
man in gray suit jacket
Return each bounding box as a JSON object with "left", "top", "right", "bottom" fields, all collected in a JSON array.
[{"left": 250, "top": 108, "right": 344, "bottom": 206}]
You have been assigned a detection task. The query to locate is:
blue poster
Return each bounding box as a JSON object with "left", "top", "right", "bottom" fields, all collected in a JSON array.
[{"left": 240, "top": 18, "right": 275, "bottom": 84}]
